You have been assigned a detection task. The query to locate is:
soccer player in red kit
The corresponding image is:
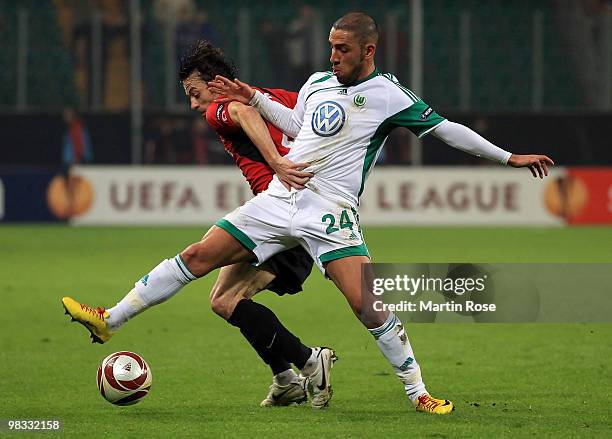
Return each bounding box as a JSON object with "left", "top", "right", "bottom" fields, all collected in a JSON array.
[
  {"left": 182, "top": 42, "right": 337, "bottom": 409},
  {"left": 62, "top": 40, "right": 337, "bottom": 409},
  {"left": 205, "top": 85, "right": 300, "bottom": 193}
]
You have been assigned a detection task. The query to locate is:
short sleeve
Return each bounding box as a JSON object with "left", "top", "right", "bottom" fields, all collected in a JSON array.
[
  {"left": 388, "top": 100, "right": 446, "bottom": 138},
  {"left": 205, "top": 101, "right": 239, "bottom": 134}
]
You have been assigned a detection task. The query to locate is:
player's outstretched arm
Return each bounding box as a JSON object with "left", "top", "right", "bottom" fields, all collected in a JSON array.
[
  {"left": 432, "top": 121, "right": 554, "bottom": 178},
  {"left": 227, "top": 101, "right": 312, "bottom": 190},
  {"left": 208, "top": 75, "right": 301, "bottom": 138}
]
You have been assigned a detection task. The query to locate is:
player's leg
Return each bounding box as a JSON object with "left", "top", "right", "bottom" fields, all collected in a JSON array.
[
  {"left": 209, "top": 255, "right": 334, "bottom": 408},
  {"left": 294, "top": 189, "right": 452, "bottom": 413},
  {"left": 211, "top": 262, "right": 313, "bottom": 376},
  {"left": 62, "top": 226, "right": 253, "bottom": 343},
  {"left": 208, "top": 197, "right": 335, "bottom": 408},
  {"left": 262, "top": 246, "right": 337, "bottom": 409},
  {"left": 209, "top": 262, "right": 275, "bottom": 319},
  {"left": 209, "top": 262, "right": 309, "bottom": 406},
  {"left": 325, "top": 256, "right": 453, "bottom": 414}
]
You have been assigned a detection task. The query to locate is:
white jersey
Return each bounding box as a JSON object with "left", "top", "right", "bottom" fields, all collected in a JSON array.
[{"left": 266, "top": 69, "right": 446, "bottom": 206}]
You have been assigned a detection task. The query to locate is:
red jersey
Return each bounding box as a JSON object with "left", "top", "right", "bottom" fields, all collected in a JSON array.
[{"left": 205, "top": 87, "right": 298, "bottom": 194}]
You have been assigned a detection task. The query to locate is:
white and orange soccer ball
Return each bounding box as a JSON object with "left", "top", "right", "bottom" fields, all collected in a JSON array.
[{"left": 97, "top": 351, "right": 152, "bottom": 406}]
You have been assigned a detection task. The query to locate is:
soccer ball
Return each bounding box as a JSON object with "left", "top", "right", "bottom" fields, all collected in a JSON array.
[{"left": 97, "top": 351, "right": 152, "bottom": 406}]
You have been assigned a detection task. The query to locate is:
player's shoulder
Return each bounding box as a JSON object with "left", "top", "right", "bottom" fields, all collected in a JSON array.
[
  {"left": 205, "top": 100, "right": 223, "bottom": 124},
  {"left": 375, "top": 71, "right": 414, "bottom": 93},
  {"left": 256, "top": 86, "right": 298, "bottom": 109},
  {"left": 374, "top": 71, "right": 422, "bottom": 107},
  {"left": 302, "top": 71, "right": 340, "bottom": 100},
  {"left": 205, "top": 100, "right": 237, "bottom": 132}
]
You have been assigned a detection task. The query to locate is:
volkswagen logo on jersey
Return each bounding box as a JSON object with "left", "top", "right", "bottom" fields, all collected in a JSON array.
[{"left": 311, "top": 101, "right": 346, "bottom": 137}]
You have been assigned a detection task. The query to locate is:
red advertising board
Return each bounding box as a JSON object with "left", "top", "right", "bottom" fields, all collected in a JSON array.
[{"left": 544, "top": 168, "right": 612, "bottom": 224}]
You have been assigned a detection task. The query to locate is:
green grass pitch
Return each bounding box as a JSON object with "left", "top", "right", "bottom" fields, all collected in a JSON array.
[{"left": 1, "top": 226, "right": 611, "bottom": 438}]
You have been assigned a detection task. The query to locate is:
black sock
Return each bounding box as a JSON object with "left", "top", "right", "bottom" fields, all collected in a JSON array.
[
  {"left": 238, "top": 327, "right": 292, "bottom": 375},
  {"left": 228, "top": 299, "right": 312, "bottom": 370}
]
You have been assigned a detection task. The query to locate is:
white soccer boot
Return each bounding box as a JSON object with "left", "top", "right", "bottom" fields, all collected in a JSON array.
[
  {"left": 302, "top": 347, "right": 338, "bottom": 409},
  {"left": 260, "top": 377, "right": 308, "bottom": 407}
]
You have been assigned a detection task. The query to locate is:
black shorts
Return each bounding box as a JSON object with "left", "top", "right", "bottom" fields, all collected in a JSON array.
[{"left": 264, "top": 246, "right": 314, "bottom": 296}]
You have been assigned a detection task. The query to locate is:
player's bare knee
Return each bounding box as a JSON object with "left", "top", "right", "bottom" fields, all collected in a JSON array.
[
  {"left": 345, "top": 297, "right": 385, "bottom": 328},
  {"left": 180, "top": 241, "right": 214, "bottom": 276},
  {"left": 209, "top": 285, "right": 249, "bottom": 320},
  {"left": 359, "top": 311, "right": 387, "bottom": 329},
  {"left": 180, "top": 242, "right": 204, "bottom": 266},
  {"left": 210, "top": 292, "right": 236, "bottom": 319}
]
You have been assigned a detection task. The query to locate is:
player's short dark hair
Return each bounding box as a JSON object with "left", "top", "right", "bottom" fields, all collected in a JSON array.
[
  {"left": 332, "top": 12, "right": 379, "bottom": 46},
  {"left": 178, "top": 40, "right": 237, "bottom": 82}
]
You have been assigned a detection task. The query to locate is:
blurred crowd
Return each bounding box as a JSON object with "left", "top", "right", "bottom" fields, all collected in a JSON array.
[
  {"left": 0, "top": 0, "right": 608, "bottom": 166},
  {"left": 53, "top": 1, "right": 336, "bottom": 108},
  {"left": 143, "top": 115, "right": 231, "bottom": 165},
  {"left": 50, "top": 1, "right": 417, "bottom": 165}
]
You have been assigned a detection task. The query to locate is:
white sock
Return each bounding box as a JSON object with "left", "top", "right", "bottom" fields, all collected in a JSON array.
[
  {"left": 300, "top": 348, "right": 319, "bottom": 376},
  {"left": 106, "top": 255, "right": 196, "bottom": 330},
  {"left": 369, "top": 312, "right": 427, "bottom": 404},
  {"left": 274, "top": 368, "right": 298, "bottom": 386}
]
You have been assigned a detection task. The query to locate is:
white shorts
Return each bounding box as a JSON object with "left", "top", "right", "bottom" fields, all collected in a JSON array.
[{"left": 215, "top": 189, "right": 370, "bottom": 274}]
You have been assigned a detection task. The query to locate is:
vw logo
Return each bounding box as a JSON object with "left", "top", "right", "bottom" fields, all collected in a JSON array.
[{"left": 311, "top": 101, "right": 346, "bottom": 137}]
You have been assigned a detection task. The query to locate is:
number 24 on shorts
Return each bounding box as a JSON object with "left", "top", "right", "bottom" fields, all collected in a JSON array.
[{"left": 321, "top": 209, "right": 357, "bottom": 235}]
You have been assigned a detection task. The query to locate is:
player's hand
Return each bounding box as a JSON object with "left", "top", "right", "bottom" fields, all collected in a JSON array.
[
  {"left": 208, "top": 76, "right": 255, "bottom": 104},
  {"left": 270, "top": 156, "right": 313, "bottom": 190},
  {"left": 507, "top": 154, "right": 554, "bottom": 178}
]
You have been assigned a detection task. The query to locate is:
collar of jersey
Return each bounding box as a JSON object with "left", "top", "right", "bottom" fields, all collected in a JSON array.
[{"left": 349, "top": 67, "right": 380, "bottom": 87}]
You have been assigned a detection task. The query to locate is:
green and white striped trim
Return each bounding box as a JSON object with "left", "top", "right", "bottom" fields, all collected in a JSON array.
[
  {"left": 174, "top": 254, "right": 197, "bottom": 281},
  {"left": 310, "top": 71, "right": 334, "bottom": 84},
  {"left": 319, "top": 243, "right": 370, "bottom": 264},
  {"left": 215, "top": 218, "right": 256, "bottom": 251},
  {"left": 358, "top": 117, "right": 393, "bottom": 197},
  {"left": 306, "top": 85, "right": 348, "bottom": 102},
  {"left": 381, "top": 74, "right": 419, "bottom": 103},
  {"left": 370, "top": 313, "right": 399, "bottom": 339},
  {"left": 351, "top": 68, "right": 381, "bottom": 86},
  {"left": 417, "top": 119, "right": 447, "bottom": 138}
]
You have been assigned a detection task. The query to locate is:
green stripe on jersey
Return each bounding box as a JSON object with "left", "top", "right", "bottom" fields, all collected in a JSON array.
[
  {"left": 381, "top": 74, "right": 419, "bottom": 103},
  {"left": 358, "top": 100, "right": 446, "bottom": 197},
  {"left": 306, "top": 86, "right": 348, "bottom": 102},
  {"left": 358, "top": 118, "right": 394, "bottom": 197},
  {"left": 351, "top": 68, "right": 380, "bottom": 86},
  {"left": 310, "top": 72, "right": 334, "bottom": 84}
]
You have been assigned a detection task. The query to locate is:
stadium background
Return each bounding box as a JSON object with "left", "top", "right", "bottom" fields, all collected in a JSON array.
[{"left": 1, "top": 1, "right": 611, "bottom": 438}]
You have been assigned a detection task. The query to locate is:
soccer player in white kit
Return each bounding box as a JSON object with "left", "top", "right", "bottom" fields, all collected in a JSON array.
[
  {"left": 208, "top": 11, "right": 553, "bottom": 414},
  {"left": 62, "top": 12, "right": 553, "bottom": 414}
]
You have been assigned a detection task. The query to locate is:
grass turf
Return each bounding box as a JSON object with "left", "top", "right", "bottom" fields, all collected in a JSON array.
[{"left": 1, "top": 226, "right": 611, "bottom": 438}]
